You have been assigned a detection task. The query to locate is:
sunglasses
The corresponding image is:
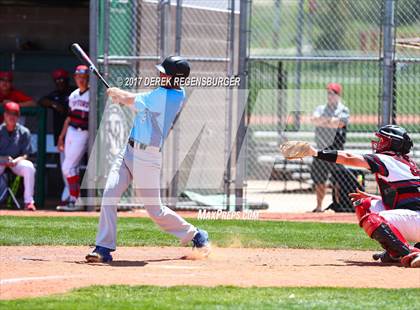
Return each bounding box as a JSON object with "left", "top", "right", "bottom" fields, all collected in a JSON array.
[
  {"left": 5, "top": 111, "right": 19, "bottom": 117},
  {"left": 327, "top": 91, "right": 337, "bottom": 96},
  {"left": 0, "top": 78, "right": 12, "bottom": 82}
]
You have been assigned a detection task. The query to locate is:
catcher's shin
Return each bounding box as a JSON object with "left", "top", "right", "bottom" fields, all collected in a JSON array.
[{"left": 280, "top": 141, "right": 312, "bottom": 159}]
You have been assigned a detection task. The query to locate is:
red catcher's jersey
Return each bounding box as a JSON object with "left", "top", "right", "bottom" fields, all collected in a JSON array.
[{"left": 363, "top": 152, "right": 420, "bottom": 211}]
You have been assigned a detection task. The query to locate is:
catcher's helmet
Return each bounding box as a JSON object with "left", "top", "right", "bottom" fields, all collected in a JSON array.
[
  {"left": 372, "top": 125, "right": 413, "bottom": 154},
  {"left": 156, "top": 56, "right": 190, "bottom": 78}
]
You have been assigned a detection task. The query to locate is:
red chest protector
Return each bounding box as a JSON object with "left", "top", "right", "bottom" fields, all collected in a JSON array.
[{"left": 373, "top": 152, "right": 420, "bottom": 210}]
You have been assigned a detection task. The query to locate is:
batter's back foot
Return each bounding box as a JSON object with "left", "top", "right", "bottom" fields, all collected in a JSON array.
[
  {"left": 192, "top": 229, "right": 211, "bottom": 257},
  {"left": 86, "top": 246, "right": 113, "bottom": 263}
]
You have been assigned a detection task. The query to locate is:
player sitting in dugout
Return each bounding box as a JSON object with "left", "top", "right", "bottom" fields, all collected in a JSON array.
[
  {"left": 280, "top": 125, "right": 420, "bottom": 268},
  {"left": 0, "top": 71, "right": 36, "bottom": 124},
  {"left": 0, "top": 102, "right": 36, "bottom": 211}
]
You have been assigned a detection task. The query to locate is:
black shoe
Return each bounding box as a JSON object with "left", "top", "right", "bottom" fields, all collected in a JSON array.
[
  {"left": 191, "top": 229, "right": 211, "bottom": 257},
  {"left": 372, "top": 251, "right": 399, "bottom": 263},
  {"left": 86, "top": 246, "right": 113, "bottom": 263},
  {"left": 56, "top": 201, "right": 85, "bottom": 211}
]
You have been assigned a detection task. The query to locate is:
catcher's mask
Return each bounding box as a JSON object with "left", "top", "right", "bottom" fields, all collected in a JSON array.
[{"left": 371, "top": 125, "right": 413, "bottom": 154}]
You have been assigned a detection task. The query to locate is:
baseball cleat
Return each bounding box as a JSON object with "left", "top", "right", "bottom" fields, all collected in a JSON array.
[
  {"left": 192, "top": 229, "right": 211, "bottom": 257},
  {"left": 410, "top": 254, "right": 420, "bottom": 268},
  {"left": 85, "top": 246, "right": 113, "bottom": 263},
  {"left": 372, "top": 251, "right": 399, "bottom": 263},
  {"left": 56, "top": 201, "right": 85, "bottom": 212}
]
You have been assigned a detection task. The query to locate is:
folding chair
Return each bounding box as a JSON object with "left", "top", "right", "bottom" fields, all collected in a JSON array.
[{"left": 0, "top": 170, "right": 21, "bottom": 209}]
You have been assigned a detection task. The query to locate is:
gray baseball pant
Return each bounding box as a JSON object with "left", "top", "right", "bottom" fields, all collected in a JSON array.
[{"left": 95, "top": 144, "right": 197, "bottom": 250}]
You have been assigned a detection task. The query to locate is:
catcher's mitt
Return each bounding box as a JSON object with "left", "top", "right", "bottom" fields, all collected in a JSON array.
[{"left": 280, "top": 141, "right": 312, "bottom": 159}]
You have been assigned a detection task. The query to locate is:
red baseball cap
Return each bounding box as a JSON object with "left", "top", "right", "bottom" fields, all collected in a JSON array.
[
  {"left": 0, "top": 71, "right": 13, "bottom": 81},
  {"left": 4, "top": 101, "right": 20, "bottom": 114},
  {"left": 327, "top": 83, "right": 342, "bottom": 95},
  {"left": 52, "top": 68, "right": 69, "bottom": 80},
  {"left": 74, "top": 65, "right": 89, "bottom": 75}
]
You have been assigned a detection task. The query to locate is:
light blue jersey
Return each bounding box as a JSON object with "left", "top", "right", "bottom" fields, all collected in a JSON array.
[{"left": 130, "top": 87, "right": 185, "bottom": 148}]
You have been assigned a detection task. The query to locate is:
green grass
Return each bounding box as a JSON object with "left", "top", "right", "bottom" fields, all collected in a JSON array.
[
  {"left": 1, "top": 286, "right": 419, "bottom": 309},
  {"left": 0, "top": 216, "right": 378, "bottom": 250}
]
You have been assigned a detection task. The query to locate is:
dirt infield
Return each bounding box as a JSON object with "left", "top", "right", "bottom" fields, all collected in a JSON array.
[
  {"left": 1, "top": 246, "right": 419, "bottom": 300},
  {"left": 0, "top": 210, "right": 357, "bottom": 223}
]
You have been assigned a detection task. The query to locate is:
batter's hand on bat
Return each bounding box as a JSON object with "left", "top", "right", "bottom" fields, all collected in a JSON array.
[
  {"left": 106, "top": 87, "right": 120, "bottom": 103},
  {"left": 106, "top": 87, "right": 136, "bottom": 106}
]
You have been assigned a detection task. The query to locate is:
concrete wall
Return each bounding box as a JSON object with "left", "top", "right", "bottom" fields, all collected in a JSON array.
[{"left": 0, "top": 5, "right": 88, "bottom": 52}]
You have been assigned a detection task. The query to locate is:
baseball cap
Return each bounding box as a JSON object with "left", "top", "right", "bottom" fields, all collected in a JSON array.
[
  {"left": 156, "top": 56, "right": 190, "bottom": 78},
  {"left": 52, "top": 68, "right": 69, "bottom": 80},
  {"left": 74, "top": 65, "right": 89, "bottom": 75},
  {"left": 4, "top": 101, "right": 20, "bottom": 114},
  {"left": 0, "top": 71, "right": 13, "bottom": 81},
  {"left": 327, "top": 83, "right": 342, "bottom": 95}
]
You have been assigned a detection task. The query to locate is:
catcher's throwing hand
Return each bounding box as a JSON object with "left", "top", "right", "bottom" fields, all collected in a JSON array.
[
  {"left": 348, "top": 188, "right": 380, "bottom": 203},
  {"left": 279, "top": 141, "right": 317, "bottom": 159}
]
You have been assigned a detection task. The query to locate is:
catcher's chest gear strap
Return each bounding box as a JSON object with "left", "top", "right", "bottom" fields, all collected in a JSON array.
[{"left": 316, "top": 150, "right": 338, "bottom": 162}]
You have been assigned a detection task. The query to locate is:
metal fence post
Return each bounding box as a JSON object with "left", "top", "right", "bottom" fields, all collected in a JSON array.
[
  {"left": 158, "top": 0, "right": 170, "bottom": 200},
  {"left": 35, "top": 107, "right": 46, "bottom": 208},
  {"left": 273, "top": 0, "right": 282, "bottom": 49},
  {"left": 159, "top": 0, "right": 170, "bottom": 59},
  {"left": 103, "top": 0, "right": 110, "bottom": 80},
  {"left": 171, "top": 0, "right": 183, "bottom": 206},
  {"left": 235, "top": 0, "right": 250, "bottom": 211},
  {"left": 224, "top": 0, "right": 236, "bottom": 210},
  {"left": 381, "top": 0, "right": 396, "bottom": 126},
  {"left": 87, "top": 0, "right": 99, "bottom": 210},
  {"left": 175, "top": 0, "right": 183, "bottom": 54},
  {"left": 294, "top": 0, "right": 305, "bottom": 130}
]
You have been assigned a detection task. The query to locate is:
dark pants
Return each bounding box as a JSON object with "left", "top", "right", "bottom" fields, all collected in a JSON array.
[{"left": 311, "top": 157, "right": 339, "bottom": 185}]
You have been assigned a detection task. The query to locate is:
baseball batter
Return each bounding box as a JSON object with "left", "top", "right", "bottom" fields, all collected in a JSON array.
[
  {"left": 86, "top": 56, "right": 210, "bottom": 263},
  {"left": 57, "top": 65, "right": 90, "bottom": 211},
  {"left": 281, "top": 125, "right": 420, "bottom": 268}
]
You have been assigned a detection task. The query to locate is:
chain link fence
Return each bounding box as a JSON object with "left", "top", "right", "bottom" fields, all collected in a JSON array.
[
  {"left": 247, "top": 0, "right": 420, "bottom": 212},
  {"left": 83, "top": 0, "right": 419, "bottom": 212},
  {"left": 83, "top": 0, "right": 238, "bottom": 209}
]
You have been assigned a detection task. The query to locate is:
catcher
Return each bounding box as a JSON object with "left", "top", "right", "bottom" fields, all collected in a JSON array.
[{"left": 280, "top": 125, "right": 420, "bottom": 268}]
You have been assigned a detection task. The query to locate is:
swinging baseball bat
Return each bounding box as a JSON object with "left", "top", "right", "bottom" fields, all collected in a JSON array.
[{"left": 70, "top": 43, "right": 110, "bottom": 89}]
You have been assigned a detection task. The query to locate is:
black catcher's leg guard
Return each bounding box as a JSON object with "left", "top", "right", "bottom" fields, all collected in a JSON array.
[{"left": 371, "top": 223, "right": 411, "bottom": 259}]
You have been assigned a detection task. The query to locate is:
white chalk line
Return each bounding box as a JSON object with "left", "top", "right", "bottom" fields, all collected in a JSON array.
[{"left": 0, "top": 275, "right": 83, "bottom": 285}]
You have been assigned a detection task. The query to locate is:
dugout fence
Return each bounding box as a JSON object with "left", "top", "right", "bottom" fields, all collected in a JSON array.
[
  {"left": 83, "top": 0, "right": 419, "bottom": 212},
  {"left": 246, "top": 0, "right": 420, "bottom": 212},
  {"left": 83, "top": 0, "right": 240, "bottom": 209}
]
